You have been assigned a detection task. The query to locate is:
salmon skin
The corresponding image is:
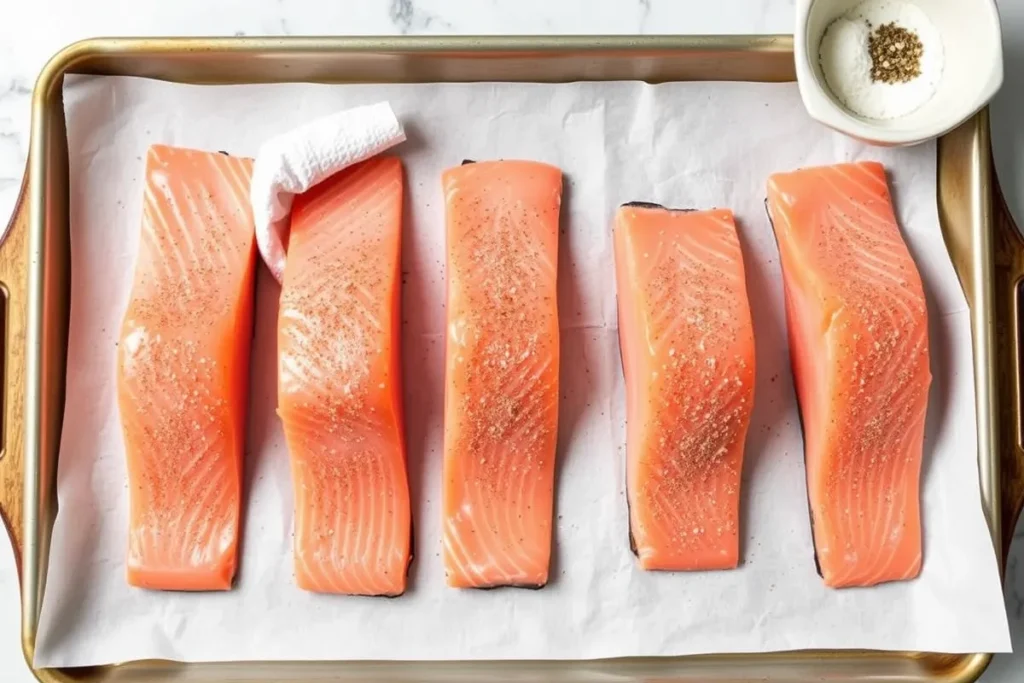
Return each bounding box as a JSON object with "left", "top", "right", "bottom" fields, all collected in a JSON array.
[
  {"left": 613, "top": 205, "right": 755, "bottom": 571},
  {"left": 441, "top": 160, "right": 562, "bottom": 589},
  {"left": 621, "top": 201, "right": 695, "bottom": 213},
  {"left": 117, "top": 144, "right": 257, "bottom": 591},
  {"left": 277, "top": 156, "right": 411, "bottom": 596},
  {"left": 767, "top": 161, "right": 931, "bottom": 588}
]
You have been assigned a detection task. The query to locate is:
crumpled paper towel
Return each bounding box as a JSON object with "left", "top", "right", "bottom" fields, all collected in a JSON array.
[{"left": 250, "top": 101, "right": 406, "bottom": 282}]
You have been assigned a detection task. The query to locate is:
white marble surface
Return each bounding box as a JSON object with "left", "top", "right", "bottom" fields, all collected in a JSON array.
[{"left": 0, "top": 1, "right": 1021, "bottom": 680}]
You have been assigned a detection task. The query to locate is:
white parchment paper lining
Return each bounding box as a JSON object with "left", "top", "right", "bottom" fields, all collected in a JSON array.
[{"left": 34, "top": 77, "right": 1011, "bottom": 666}]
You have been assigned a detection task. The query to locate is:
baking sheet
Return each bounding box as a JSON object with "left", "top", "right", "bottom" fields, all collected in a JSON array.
[{"left": 34, "top": 77, "right": 1011, "bottom": 667}]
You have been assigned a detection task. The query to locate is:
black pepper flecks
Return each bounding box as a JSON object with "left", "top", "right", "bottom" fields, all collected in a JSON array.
[{"left": 868, "top": 22, "right": 924, "bottom": 84}]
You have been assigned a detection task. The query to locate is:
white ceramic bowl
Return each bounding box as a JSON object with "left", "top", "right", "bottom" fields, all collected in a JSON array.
[{"left": 795, "top": 0, "right": 1004, "bottom": 146}]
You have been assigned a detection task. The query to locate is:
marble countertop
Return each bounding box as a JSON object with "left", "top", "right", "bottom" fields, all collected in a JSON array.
[{"left": 0, "top": 1, "right": 1020, "bottom": 680}]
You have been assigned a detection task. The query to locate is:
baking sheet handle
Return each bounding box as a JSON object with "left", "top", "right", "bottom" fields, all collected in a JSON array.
[
  {"left": 993, "top": 166, "right": 1024, "bottom": 565},
  {"left": 0, "top": 170, "right": 27, "bottom": 577}
]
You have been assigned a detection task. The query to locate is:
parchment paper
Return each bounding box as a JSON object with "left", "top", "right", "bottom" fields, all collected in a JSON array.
[{"left": 34, "top": 77, "right": 1011, "bottom": 667}]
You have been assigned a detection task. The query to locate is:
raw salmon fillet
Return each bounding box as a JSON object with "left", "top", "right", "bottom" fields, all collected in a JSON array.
[
  {"left": 117, "top": 145, "right": 257, "bottom": 590},
  {"left": 441, "top": 160, "right": 562, "bottom": 589},
  {"left": 613, "top": 204, "right": 755, "bottom": 571},
  {"left": 767, "top": 161, "right": 931, "bottom": 588},
  {"left": 278, "top": 156, "right": 411, "bottom": 596}
]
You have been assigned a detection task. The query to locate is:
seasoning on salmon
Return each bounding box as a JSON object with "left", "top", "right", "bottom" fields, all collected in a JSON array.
[
  {"left": 278, "top": 156, "right": 411, "bottom": 596},
  {"left": 117, "top": 144, "right": 257, "bottom": 590},
  {"left": 441, "top": 160, "right": 562, "bottom": 589},
  {"left": 767, "top": 161, "right": 931, "bottom": 588},
  {"left": 613, "top": 204, "right": 755, "bottom": 571}
]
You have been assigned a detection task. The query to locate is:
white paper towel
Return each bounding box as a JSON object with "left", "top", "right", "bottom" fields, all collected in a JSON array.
[
  {"left": 34, "top": 76, "right": 1011, "bottom": 667},
  {"left": 250, "top": 102, "right": 406, "bottom": 282}
]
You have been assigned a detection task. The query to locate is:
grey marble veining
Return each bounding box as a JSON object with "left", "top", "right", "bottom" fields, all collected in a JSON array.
[
  {"left": 0, "top": 1, "right": 1020, "bottom": 681},
  {"left": 0, "top": 45, "right": 31, "bottom": 233},
  {"left": 389, "top": 0, "right": 453, "bottom": 34},
  {"left": 984, "top": 526, "right": 1024, "bottom": 681}
]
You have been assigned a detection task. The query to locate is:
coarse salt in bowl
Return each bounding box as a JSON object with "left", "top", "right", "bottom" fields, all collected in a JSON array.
[{"left": 795, "top": 0, "right": 1003, "bottom": 146}]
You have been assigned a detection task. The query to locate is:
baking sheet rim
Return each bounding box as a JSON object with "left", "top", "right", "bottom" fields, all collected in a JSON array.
[{"left": 13, "top": 35, "right": 1002, "bottom": 683}]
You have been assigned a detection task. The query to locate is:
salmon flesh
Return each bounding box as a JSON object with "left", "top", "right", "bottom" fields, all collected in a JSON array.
[
  {"left": 767, "top": 161, "right": 931, "bottom": 588},
  {"left": 278, "top": 157, "right": 412, "bottom": 596},
  {"left": 614, "top": 205, "right": 756, "bottom": 571},
  {"left": 441, "top": 160, "right": 563, "bottom": 589},
  {"left": 117, "top": 145, "right": 257, "bottom": 591}
]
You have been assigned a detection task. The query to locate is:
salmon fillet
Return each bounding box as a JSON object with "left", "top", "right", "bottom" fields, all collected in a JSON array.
[
  {"left": 767, "top": 161, "right": 931, "bottom": 588},
  {"left": 441, "top": 160, "right": 562, "bottom": 589},
  {"left": 278, "top": 156, "right": 411, "bottom": 596},
  {"left": 613, "top": 204, "right": 755, "bottom": 571},
  {"left": 117, "top": 145, "right": 256, "bottom": 590}
]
